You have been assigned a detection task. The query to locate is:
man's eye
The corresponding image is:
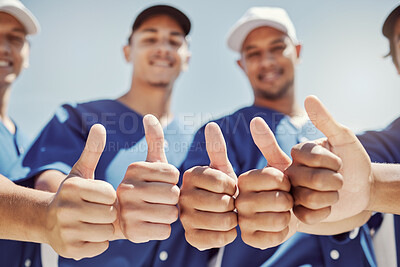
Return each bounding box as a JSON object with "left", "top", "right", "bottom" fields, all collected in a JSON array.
[
  {"left": 271, "top": 46, "right": 286, "bottom": 53},
  {"left": 170, "top": 40, "right": 182, "bottom": 47},
  {"left": 143, "top": 38, "right": 157, "bottom": 44},
  {"left": 9, "top": 35, "right": 25, "bottom": 45},
  {"left": 246, "top": 52, "right": 261, "bottom": 58}
]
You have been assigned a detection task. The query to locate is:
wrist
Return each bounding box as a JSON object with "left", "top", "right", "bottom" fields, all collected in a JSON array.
[
  {"left": 38, "top": 192, "right": 56, "bottom": 245},
  {"left": 366, "top": 163, "right": 378, "bottom": 212}
]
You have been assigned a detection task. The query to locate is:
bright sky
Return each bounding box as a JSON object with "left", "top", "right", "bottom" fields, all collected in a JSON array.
[{"left": 10, "top": 0, "right": 400, "bottom": 139}]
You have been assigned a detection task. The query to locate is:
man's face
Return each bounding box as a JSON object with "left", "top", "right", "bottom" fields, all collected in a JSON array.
[
  {"left": 238, "top": 26, "right": 300, "bottom": 101},
  {"left": 392, "top": 17, "right": 400, "bottom": 73},
  {"left": 124, "top": 14, "right": 189, "bottom": 88},
  {"left": 0, "top": 12, "right": 29, "bottom": 89}
]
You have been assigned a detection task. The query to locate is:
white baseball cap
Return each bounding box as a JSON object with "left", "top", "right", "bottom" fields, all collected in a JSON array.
[
  {"left": 226, "top": 7, "right": 298, "bottom": 53},
  {"left": 0, "top": 0, "right": 40, "bottom": 35}
]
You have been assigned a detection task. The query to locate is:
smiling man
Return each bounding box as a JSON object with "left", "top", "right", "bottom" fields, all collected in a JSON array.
[
  {"left": 179, "top": 6, "right": 375, "bottom": 266},
  {"left": 22, "top": 4, "right": 208, "bottom": 267},
  {"left": 0, "top": 0, "right": 43, "bottom": 266}
]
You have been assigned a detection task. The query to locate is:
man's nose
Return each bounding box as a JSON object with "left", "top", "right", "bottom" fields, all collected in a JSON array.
[
  {"left": 260, "top": 52, "right": 276, "bottom": 67},
  {"left": 0, "top": 37, "right": 11, "bottom": 56},
  {"left": 154, "top": 39, "right": 173, "bottom": 56}
]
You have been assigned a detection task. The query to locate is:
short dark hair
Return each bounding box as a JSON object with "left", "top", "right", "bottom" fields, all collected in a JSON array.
[
  {"left": 383, "top": 5, "right": 400, "bottom": 68},
  {"left": 127, "top": 5, "right": 191, "bottom": 45}
]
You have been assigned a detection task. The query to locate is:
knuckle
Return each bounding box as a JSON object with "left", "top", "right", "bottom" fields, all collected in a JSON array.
[
  {"left": 220, "top": 194, "right": 234, "bottom": 211},
  {"left": 166, "top": 207, "right": 179, "bottom": 224},
  {"left": 166, "top": 165, "right": 180, "bottom": 181},
  {"left": 159, "top": 225, "right": 172, "bottom": 240},
  {"left": 216, "top": 230, "right": 236, "bottom": 247},
  {"left": 308, "top": 152, "right": 323, "bottom": 166},
  {"left": 221, "top": 213, "right": 237, "bottom": 230},
  {"left": 62, "top": 245, "right": 77, "bottom": 259},
  {"left": 109, "top": 206, "right": 118, "bottom": 222},
  {"left": 272, "top": 212, "right": 290, "bottom": 229},
  {"left": 182, "top": 168, "right": 196, "bottom": 185},
  {"left": 237, "top": 172, "right": 250, "bottom": 189},
  {"left": 185, "top": 231, "right": 205, "bottom": 250},
  {"left": 310, "top": 170, "right": 324, "bottom": 189},
  {"left": 120, "top": 206, "right": 140, "bottom": 222},
  {"left": 126, "top": 162, "right": 147, "bottom": 176},
  {"left": 269, "top": 231, "right": 285, "bottom": 246},
  {"left": 170, "top": 185, "right": 180, "bottom": 203},
  {"left": 235, "top": 194, "right": 251, "bottom": 212},
  {"left": 290, "top": 144, "right": 303, "bottom": 160},
  {"left": 330, "top": 191, "right": 339, "bottom": 204},
  {"left": 241, "top": 232, "right": 257, "bottom": 247},
  {"left": 265, "top": 167, "right": 282, "bottom": 179},
  {"left": 303, "top": 191, "right": 318, "bottom": 207},
  {"left": 178, "top": 210, "right": 191, "bottom": 228},
  {"left": 275, "top": 192, "right": 293, "bottom": 211},
  {"left": 238, "top": 216, "right": 254, "bottom": 231},
  {"left": 62, "top": 179, "right": 80, "bottom": 192}
]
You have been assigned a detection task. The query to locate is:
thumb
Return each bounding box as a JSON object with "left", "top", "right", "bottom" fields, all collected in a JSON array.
[
  {"left": 304, "top": 95, "right": 354, "bottom": 146},
  {"left": 250, "top": 117, "right": 291, "bottom": 171},
  {"left": 205, "top": 122, "right": 236, "bottom": 179},
  {"left": 143, "top": 114, "right": 168, "bottom": 163},
  {"left": 69, "top": 124, "right": 106, "bottom": 179}
]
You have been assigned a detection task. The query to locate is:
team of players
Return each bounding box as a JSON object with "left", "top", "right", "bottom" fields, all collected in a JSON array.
[{"left": 1, "top": 0, "right": 400, "bottom": 266}]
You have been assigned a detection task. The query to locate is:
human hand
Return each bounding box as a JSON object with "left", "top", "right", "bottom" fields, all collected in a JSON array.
[{"left": 179, "top": 122, "right": 238, "bottom": 250}]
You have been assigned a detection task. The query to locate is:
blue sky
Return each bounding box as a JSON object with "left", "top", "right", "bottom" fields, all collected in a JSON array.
[{"left": 11, "top": 0, "right": 400, "bottom": 139}]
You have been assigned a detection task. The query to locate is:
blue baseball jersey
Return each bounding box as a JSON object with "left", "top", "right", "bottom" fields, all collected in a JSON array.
[
  {"left": 0, "top": 121, "right": 41, "bottom": 267},
  {"left": 22, "top": 99, "right": 209, "bottom": 267},
  {"left": 181, "top": 105, "right": 377, "bottom": 267},
  {"left": 358, "top": 116, "right": 400, "bottom": 267}
]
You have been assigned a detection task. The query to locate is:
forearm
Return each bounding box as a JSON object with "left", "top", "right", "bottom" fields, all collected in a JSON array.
[
  {"left": 368, "top": 163, "right": 400, "bottom": 214},
  {"left": 298, "top": 211, "right": 372, "bottom": 235},
  {"left": 35, "top": 169, "right": 67, "bottom": 193},
  {"left": 0, "top": 175, "right": 53, "bottom": 243}
]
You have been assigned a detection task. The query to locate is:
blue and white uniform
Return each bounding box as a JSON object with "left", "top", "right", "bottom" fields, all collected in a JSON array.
[
  {"left": 22, "top": 99, "right": 208, "bottom": 267},
  {"left": 358, "top": 116, "right": 400, "bottom": 267},
  {"left": 181, "top": 105, "right": 377, "bottom": 267},
  {"left": 0, "top": 121, "right": 41, "bottom": 267}
]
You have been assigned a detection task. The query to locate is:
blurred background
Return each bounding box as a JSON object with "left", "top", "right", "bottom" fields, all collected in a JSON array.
[{"left": 12, "top": 0, "right": 400, "bottom": 139}]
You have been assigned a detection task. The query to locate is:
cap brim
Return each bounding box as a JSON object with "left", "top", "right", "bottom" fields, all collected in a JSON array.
[
  {"left": 383, "top": 5, "right": 400, "bottom": 39},
  {"left": 133, "top": 5, "right": 191, "bottom": 36},
  {"left": 0, "top": 5, "right": 40, "bottom": 35},
  {"left": 227, "top": 19, "right": 290, "bottom": 53}
]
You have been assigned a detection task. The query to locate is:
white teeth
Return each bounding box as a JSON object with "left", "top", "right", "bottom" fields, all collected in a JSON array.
[
  {"left": 260, "top": 72, "right": 279, "bottom": 82},
  {"left": 152, "top": 61, "right": 170, "bottom": 67},
  {"left": 0, "top": 60, "right": 10, "bottom": 67}
]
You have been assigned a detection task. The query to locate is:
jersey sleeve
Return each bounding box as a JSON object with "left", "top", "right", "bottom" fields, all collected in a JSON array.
[
  {"left": 357, "top": 117, "right": 400, "bottom": 164},
  {"left": 22, "top": 104, "right": 88, "bottom": 178}
]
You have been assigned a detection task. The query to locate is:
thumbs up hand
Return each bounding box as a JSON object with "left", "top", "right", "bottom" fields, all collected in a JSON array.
[
  {"left": 236, "top": 117, "right": 294, "bottom": 249},
  {"left": 116, "top": 115, "right": 180, "bottom": 243},
  {"left": 287, "top": 96, "right": 371, "bottom": 224},
  {"left": 46, "top": 124, "right": 120, "bottom": 260},
  {"left": 179, "top": 122, "right": 238, "bottom": 250}
]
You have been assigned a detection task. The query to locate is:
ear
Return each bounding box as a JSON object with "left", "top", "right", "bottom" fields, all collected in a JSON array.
[
  {"left": 295, "top": 44, "right": 302, "bottom": 59},
  {"left": 395, "top": 59, "right": 400, "bottom": 74},
  {"left": 123, "top": 44, "right": 132, "bottom": 63},
  {"left": 237, "top": 58, "right": 245, "bottom": 72},
  {"left": 22, "top": 44, "right": 30, "bottom": 69},
  {"left": 181, "top": 51, "right": 191, "bottom": 72}
]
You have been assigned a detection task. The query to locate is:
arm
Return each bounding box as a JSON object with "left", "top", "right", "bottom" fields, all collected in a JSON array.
[
  {"left": 298, "top": 211, "right": 372, "bottom": 235},
  {"left": 0, "top": 175, "right": 53, "bottom": 243},
  {"left": 1, "top": 124, "right": 123, "bottom": 260},
  {"left": 368, "top": 163, "right": 400, "bottom": 214}
]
